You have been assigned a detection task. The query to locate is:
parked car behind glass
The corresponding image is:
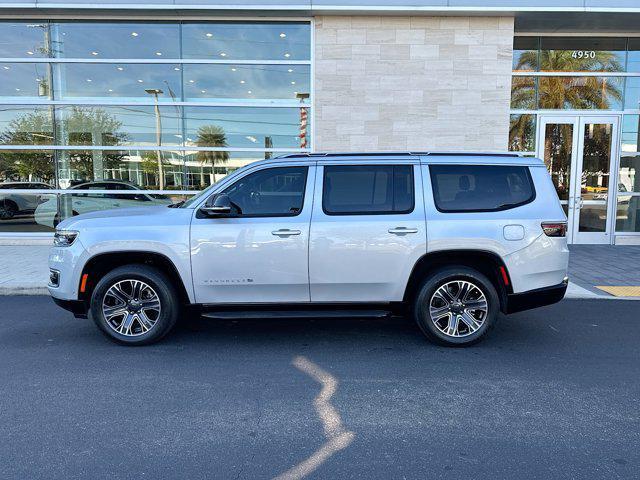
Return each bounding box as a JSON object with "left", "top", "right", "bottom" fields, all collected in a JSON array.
[
  {"left": 0, "top": 182, "right": 53, "bottom": 220},
  {"left": 34, "top": 180, "right": 172, "bottom": 227}
]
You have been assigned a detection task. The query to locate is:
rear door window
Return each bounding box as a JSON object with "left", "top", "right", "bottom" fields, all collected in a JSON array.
[
  {"left": 429, "top": 164, "right": 535, "bottom": 212},
  {"left": 322, "top": 164, "right": 414, "bottom": 215}
]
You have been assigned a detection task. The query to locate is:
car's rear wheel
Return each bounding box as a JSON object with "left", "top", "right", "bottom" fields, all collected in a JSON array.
[
  {"left": 89, "top": 264, "right": 179, "bottom": 345},
  {"left": 0, "top": 200, "right": 17, "bottom": 220},
  {"left": 413, "top": 267, "right": 499, "bottom": 347}
]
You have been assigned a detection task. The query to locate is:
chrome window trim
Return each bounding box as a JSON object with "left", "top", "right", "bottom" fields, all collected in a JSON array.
[
  {"left": 0, "top": 58, "right": 311, "bottom": 64},
  {"left": 513, "top": 72, "right": 640, "bottom": 77},
  {"left": 0, "top": 145, "right": 310, "bottom": 152},
  {"left": 0, "top": 100, "right": 309, "bottom": 107},
  {"left": 1, "top": 189, "right": 198, "bottom": 195}
]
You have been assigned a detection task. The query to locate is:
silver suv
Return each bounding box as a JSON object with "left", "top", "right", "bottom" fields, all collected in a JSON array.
[{"left": 48, "top": 152, "right": 569, "bottom": 347}]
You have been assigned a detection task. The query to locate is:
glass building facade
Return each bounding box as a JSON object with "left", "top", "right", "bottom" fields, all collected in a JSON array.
[
  {"left": 0, "top": 21, "right": 311, "bottom": 233},
  {"left": 509, "top": 36, "right": 640, "bottom": 240}
]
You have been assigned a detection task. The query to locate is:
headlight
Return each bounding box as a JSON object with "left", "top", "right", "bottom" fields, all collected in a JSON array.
[{"left": 53, "top": 229, "right": 78, "bottom": 247}]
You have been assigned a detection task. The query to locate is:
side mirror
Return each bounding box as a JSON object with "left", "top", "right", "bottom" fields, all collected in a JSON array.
[{"left": 201, "top": 193, "right": 232, "bottom": 217}]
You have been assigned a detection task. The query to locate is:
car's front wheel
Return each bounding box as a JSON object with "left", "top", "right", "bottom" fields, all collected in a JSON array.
[
  {"left": 413, "top": 267, "right": 500, "bottom": 347},
  {"left": 0, "top": 200, "right": 17, "bottom": 220},
  {"left": 89, "top": 265, "right": 179, "bottom": 345}
]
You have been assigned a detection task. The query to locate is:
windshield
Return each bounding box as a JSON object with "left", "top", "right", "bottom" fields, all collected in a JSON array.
[
  {"left": 180, "top": 162, "right": 257, "bottom": 208},
  {"left": 180, "top": 184, "right": 216, "bottom": 208}
]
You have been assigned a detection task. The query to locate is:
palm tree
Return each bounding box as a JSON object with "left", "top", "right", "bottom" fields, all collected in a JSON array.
[
  {"left": 513, "top": 49, "right": 623, "bottom": 110},
  {"left": 195, "top": 125, "right": 230, "bottom": 188},
  {"left": 508, "top": 114, "right": 536, "bottom": 152},
  {"left": 509, "top": 49, "right": 624, "bottom": 157}
]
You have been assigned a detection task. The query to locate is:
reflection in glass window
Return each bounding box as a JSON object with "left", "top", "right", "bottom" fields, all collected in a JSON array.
[
  {"left": 512, "top": 37, "right": 538, "bottom": 71},
  {"left": 542, "top": 123, "right": 573, "bottom": 201},
  {"left": 0, "top": 22, "right": 49, "bottom": 57},
  {"left": 539, "top": 37, "right": 626, "bottom": 72},
  {"left": 624, "top": 77, "right": 640, "bottom": 110},
  {"left": 55, "top": 105, "right": 182, "bottom": 147},
  {"left": 182, "top": 22, "right": 310, "bottom": 60},
  {"left": 629, "top": 38, "right": 640, "bottom": 73},
  {"left": 621, "top": 115, "right": 640, "bottom": 153},
  {"left": 538, "top": 76, "right": 623, "bottom": 110},
  {"left": 184, "top": 106, "right": 308, "bottom": 150},
  {"left": 0, "top": 150, "right": 54, "bottom": 185},
  {"left": 619, "top": 154, "right": 640, "bottom": 193},
  {"left": 510, "top": 76, "right": 536, "bottom": 109},
  {"left": 51, "top": 22, "right": 180, "bottom": 59},
  {"left": 0, "top": 63, "right": 50, "bottom": 100},
  {"left": 52, "top": 63, "right": 182, "bottom": 102},
  {"left": 185, "top": 150, "right": 275, "bottom": 190},
  {"left": 509, "top": 114, "right": 536, "bottom": 152},
  {"left": 616, "top": 195, "right": 640, "bottom": 232},
  {"left": 0, "top": 106, "right": 53, "bottom": 146},
  {"left": 55, "top": 150, "right": 185, "bottom": 190},
  {"left": 580, "top": 123, "right": 612, "bottom": 203},
  {"left": 0, "top": 150, "right": 55, "bottom": 229},
  {"left": 182, "top": 64, "right": 310, "bottom": 103}
]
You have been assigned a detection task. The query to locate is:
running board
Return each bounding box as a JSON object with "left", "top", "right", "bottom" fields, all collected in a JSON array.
[{"left": 201, "top": 309, "right": 391, "bottom": 320}]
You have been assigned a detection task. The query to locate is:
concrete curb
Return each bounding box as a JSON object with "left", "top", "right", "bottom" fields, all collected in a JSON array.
[{"left": 0, "top": 286, "right": 50, "bottom": 296}]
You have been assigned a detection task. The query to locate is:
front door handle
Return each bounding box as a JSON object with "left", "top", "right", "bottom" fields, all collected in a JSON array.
[
  {"left": 272, "top": 229, "right": 301, "bottom": 237},
  {"left": 388, "top": 227, "right": 418, "bottom": 235}
]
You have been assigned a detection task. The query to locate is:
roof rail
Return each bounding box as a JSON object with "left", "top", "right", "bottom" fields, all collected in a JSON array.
[{"left": 275, "top": 151, "right": 521, "bottom": 159}]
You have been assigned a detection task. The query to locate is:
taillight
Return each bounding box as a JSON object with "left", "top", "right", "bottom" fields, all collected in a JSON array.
[{"left": 541, "top": 222, "right": 567, "bottom": 237}]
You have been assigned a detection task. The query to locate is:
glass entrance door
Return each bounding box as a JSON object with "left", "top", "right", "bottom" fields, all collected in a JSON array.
[{"left": 538, "top": 115, "right": 620, "bottom": 244}]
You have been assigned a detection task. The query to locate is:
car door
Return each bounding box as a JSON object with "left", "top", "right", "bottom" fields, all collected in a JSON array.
[
  {"left": 191, "top": 162, "right": 315, "bottom": 304},
  {"left": 309, "top": 161, "right": 426, "bottom": 302}
]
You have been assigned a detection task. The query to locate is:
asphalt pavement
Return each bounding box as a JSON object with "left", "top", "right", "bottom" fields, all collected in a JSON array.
[{"left": 0, "top": 296, "right": 639, "bottom": 480}]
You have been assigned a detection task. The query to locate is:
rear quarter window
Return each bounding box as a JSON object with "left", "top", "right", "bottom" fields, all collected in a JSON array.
[{"left": 429, "top": 164, "right": 535, "bottom": 213}]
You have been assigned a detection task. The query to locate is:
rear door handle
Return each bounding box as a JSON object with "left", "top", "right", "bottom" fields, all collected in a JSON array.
[
  {"left": 272, "top": 229, "right": 301, "bottom": 237},
  {"left": 388, "top": 227, "right": 418, "bottom": 235}
]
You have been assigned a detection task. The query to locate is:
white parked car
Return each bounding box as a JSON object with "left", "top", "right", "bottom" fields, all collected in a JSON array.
[
  {"left": 48, "top": 153, "right": 569, "bottom": 347},
  {"left": 35, "top": 180, "right": 172, "bottom": 228},
  {"left": 0, "top": 181, "right": 52, "bottom": 220}
]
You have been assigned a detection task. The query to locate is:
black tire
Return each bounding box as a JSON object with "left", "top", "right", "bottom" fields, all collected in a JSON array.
[
  {"left": 89, "top": 264, "right": 180, "bottom": 345},
  {"left": 0, "top": 200, "right": 18, "bottom": 220},
  {"left": 413, "top": 267, "right": 500, "bottom": 347}
]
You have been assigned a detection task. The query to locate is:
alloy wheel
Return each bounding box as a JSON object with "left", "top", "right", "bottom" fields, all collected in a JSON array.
[
  {"left": 428, "top": 280, "right": 488, "bottom": 338},
  {"left": 0, "top": 201, "right": 16, "bottom": 220},
  {"left": 102, "top": 279, "right": 161, "bottom": 337}
]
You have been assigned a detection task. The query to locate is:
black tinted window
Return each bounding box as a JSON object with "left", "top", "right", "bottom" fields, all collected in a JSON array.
[
  {"left": 429, "top": 165, "right": 535, "bottom": 212},
  {"left": 221, "top": 166, "right": 307, "bottom": 216},
  {"left": 323, "top": 165, "right": 414, "bottom": 215}
]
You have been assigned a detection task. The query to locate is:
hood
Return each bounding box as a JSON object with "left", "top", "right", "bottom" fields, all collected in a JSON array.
[{"left": 57, "top": 206, "right": 189, "bottom": 230}]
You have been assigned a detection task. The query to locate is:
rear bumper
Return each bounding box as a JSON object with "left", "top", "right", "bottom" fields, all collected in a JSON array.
[
  {"left": 506, "top": 279, "right": 568, "bottom": 314},
  {"left": 51, "top": 297, "right": 88, "bottom": 319}
]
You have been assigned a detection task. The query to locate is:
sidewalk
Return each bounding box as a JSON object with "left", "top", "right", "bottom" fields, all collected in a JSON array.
[{"left": 1, "top": 243, "right": 639, "bottom": 298}]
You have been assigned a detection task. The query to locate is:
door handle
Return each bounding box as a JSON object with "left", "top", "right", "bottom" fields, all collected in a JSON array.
[
  {"left": 271, "top": 229, "right": 301, "bottom": 237},
  {"left": 388, "top": 227, "right": 418, "bottom": 235}
]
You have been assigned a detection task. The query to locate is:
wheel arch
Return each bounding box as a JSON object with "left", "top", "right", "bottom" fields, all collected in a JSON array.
[
  {"left": 78, "top": 251, "right": 191, "bottom": 306},
  {"left": 403, "top": 250, "right": 512, "bottom": 313}
]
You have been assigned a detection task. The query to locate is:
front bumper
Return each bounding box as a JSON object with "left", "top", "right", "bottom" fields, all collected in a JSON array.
[
  {"left": 51, "top": 297, "right": 88, "bottom": 319},
  {"left": 506, "top": 279, "right": 568, "bottom": 314},
  {"left": 47, "top": 239, "right": 88, "bottom": 300}
]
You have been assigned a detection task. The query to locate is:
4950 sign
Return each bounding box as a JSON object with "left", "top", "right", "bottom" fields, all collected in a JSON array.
[{"left": 571, "top": 50, "right": 596, "bottom": 59}]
